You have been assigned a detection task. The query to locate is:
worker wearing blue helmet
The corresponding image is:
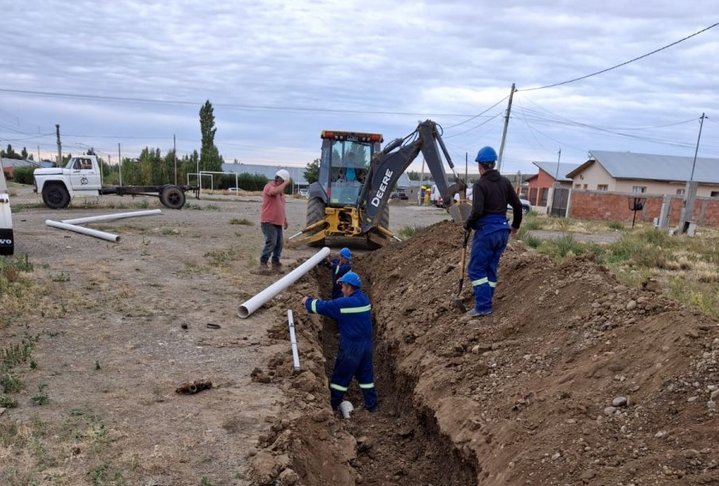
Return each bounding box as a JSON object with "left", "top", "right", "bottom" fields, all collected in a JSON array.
[
  {"left": 463, "top": 146, "right": 523, "bottom": 317},
  {"left": 302, "top": 271, "right": 378, "bottom": 413},
  {"left": 326, "top": 247, "right": 353, "bottom": 299}
]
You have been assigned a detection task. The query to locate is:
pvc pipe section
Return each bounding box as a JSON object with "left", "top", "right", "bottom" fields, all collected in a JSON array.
[
  {"left": 287, "top": 310, "right": 301, "bottom": 371},
  {"left": 61, "top": 209, "right": 162, "bottom": 225},
  {"left": 237, "top": 246, "right": 330, "bottom": 319},
  {"left": 45, "top": 219, "right": 120, "bottom": 242}
]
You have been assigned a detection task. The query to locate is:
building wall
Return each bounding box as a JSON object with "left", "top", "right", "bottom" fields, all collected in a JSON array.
[
  {"left": 527, "top": 169, "right": 555, "bottom": 207},
  {"left": 571, "top": 163, "right": 615, "bottom": 191},
  {"left": 569, "top": 190, "right": 719, "bottom": 226},
  {"left": 613, "top": 179, "right": 717, "bottom": 197}
]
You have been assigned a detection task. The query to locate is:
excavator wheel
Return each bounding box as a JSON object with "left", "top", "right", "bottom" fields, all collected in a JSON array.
[{"left": 306, "top": 197, "right": 326, "bottom": 247}]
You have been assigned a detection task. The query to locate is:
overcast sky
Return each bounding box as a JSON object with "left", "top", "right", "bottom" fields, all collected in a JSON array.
[{"left": 1, "top": 1, "right": 717, "bottom": 176}]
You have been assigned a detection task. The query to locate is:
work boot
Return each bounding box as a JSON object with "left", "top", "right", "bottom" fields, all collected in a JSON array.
[
  {"left": 467, "top": 308, "right": 492, "bottom": 318},
  {"left": 271, "top": 261, "right": 284, "bottom": 274},
  {"left": 256, "top": 262, "right": 271, "bottom": 275}
]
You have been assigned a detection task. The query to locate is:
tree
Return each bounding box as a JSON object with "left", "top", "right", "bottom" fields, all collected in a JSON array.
[
  {"left": 199, "top": 100, "right": 223, "bottom": 174},
  {"left": 21, "top": 147, "right": 28, "bottom": 159},
  {"left": 304, "top": 158, "right": 320, "bottom": 184}
]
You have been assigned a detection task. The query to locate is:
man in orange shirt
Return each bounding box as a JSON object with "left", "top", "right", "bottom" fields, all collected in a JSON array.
[{"left": 259, "top": 169, "right": 290, "bottom": 274}]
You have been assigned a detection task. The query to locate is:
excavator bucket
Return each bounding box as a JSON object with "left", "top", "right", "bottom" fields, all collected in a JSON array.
[{"left": 448, "top": 200, "right": 472, "bottom": 225}]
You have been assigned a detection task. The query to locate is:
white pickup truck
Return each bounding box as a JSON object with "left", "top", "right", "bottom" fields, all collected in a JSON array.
[
  {"left": 33, "top": 155, "right": 197, "bottom": 210},
  {"left": 0, "top": 167, "right": 14, "bottom": 255}
]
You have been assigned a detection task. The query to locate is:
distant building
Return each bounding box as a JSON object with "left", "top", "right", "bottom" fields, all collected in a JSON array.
[
  {"left": 221, "top": 162, "right": 309, "bottom": 188},
  {"left": 526, "top": 161, "right": 580, "bottom": 209},
  {"left": 567, "top": 150, "right": 719, "bottom": 197}
]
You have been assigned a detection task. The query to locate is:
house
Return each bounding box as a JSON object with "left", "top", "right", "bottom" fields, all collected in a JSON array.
[
  {"left": 565, "top": 150, "right": 719, "bottom": 226},
  {"left": 526, "top": 161, "right": 580, "bottom": 209},
  {"left": 567, "top": 150, "right": 719, "bottom": 197}
]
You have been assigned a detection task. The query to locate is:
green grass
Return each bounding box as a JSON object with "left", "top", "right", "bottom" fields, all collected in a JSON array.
[
  {"left": 519, "top": 224, "right": 719, "bottom": 319},
  {"left": 607, "top": 220, "right": 625, "bottom": 231}
]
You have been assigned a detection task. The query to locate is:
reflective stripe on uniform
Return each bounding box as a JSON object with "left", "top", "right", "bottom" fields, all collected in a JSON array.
[
  {"left": 330, "top": 383, "right": 348, "bottom": 391},
  {"left": 358, "top": 383, "right": 375, "bottom": 389},
  {"left": 472, "top": 278, "right": 497, "bottom": 288},
  {"left": 335, "top": 265, "right": 340, "bottom": 275},
  {"left": 311, "top": 300, "right": 318, "bottom": 313},
  {"left": 339, "top": 304, "right": 372, "bottom": 314}
]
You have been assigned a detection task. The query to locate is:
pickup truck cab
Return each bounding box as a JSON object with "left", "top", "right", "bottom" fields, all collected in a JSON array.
[{"left": 33, "top": 155, "right": 194, "bottom": 210}]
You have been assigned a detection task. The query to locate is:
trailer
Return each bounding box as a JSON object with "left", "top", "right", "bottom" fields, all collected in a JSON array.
[{"left": 33, "top": 155, "right": 198, "bottom": 210}]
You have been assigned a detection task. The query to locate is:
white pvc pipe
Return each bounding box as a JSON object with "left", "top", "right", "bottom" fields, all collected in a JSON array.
[
  {"left": 237, "top": 247, "right": 330, "bottom": 319},
  {"left": 62, "top": 209, "right": 162, "bottom": 225},
  {"left": 45, "top": 219, "right": 120, "bottom": 242},
  {"left": 287, "top": 310, "right": 300, "bottom": 371}
]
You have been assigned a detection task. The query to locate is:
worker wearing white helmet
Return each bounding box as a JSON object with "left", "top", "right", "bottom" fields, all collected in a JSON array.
[{"left": 258, "top": 169, "right": 291, "bottom": 274}]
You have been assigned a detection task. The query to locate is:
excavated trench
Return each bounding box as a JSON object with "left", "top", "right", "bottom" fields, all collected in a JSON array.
[
  {"left": 251, "top": 221, "right": 719, "bottom": 485},
  {"left": 312, "top": 266, "right": 478, "bottom": 485}
]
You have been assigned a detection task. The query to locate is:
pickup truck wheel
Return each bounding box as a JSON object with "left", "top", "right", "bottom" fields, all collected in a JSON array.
[
  {"left": 42, "top": 184, "right": 70, "bottom": 209},
  {"left": 160, "top": 185, "right": 186, "bottom": 209},
  {"left": 306, "top": 197, "right": 326, "bottom": 247}
]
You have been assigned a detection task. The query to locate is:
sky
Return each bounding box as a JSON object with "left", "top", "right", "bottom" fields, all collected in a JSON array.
[{"left": 1, "top": 1, "right": 717, "bottom": 177}]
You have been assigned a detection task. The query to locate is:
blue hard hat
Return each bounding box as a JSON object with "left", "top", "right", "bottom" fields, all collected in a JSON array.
[
  {"left": 338, "top": 271, "right": 361, "bottom": 288},
  {"left": 339, "top": 247, "right": 352, "bottom": 260},
  {"left": 475, "top": 146, "right": 497, "bottom": 164}
]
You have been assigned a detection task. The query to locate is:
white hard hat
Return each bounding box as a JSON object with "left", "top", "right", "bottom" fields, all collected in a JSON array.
[{"left": 275, "top": 169, "right": 290, "bottom": 181}]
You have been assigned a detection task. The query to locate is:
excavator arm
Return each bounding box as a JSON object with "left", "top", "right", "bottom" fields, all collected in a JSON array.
[{"left": 358, "top": 119, "right": 468, "bottom": 233}]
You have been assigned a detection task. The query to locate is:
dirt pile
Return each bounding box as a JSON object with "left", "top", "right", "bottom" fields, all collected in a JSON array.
[{"left": 249, "top": 221, "right": 718, "bottom": 485}]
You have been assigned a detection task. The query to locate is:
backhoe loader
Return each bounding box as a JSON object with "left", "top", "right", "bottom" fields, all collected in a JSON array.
[{"left": 290, "top": 119, "right": 470, "bottom": 248}]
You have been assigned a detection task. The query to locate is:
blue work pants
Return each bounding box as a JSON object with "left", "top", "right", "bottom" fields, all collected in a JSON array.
[
  {"left": 329, "top": 339, "right": 377, "bottom": 412},
  {"left": 468, "top": 228, "right": 509, "bottom": 313}
]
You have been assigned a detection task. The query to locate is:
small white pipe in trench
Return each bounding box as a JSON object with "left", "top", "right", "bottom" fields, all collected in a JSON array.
[
  {"left": 237, "top": 246, "right": 330, "bottom": 319},
  {"left": 287, "top": 310, "right": 301, "bottom": 371},
  {"left": 61, "top": 209, "right": 162, "bottom": 225},
  {"left": 45, "top": 219, "right": 120, "bottom": 242}
]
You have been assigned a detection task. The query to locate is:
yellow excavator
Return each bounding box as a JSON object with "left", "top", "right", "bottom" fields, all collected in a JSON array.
[{"left": 289, "top": 119, "right": 470, "bottom": 248}]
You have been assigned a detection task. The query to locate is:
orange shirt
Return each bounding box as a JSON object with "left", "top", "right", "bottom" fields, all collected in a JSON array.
[{"left": 260, "top": 181, "right": 286, "bottom": 225}]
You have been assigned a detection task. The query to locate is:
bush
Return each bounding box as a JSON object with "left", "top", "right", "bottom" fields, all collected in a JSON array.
[{"left": 11, "top": 167, "right": 35, "bottom": 185}]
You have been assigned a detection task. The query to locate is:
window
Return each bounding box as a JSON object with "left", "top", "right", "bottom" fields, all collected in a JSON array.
[
  {"left": 539, "top": 187, "right": 548, "bottom": 206},
  {"left": 583, "top": 184, "right": 588, "bottom": 189},
  {"left": 711, "top": 191, "right": 719, "bottom": 198},
  {"left": 574, "top": 184, "right": 581, "bottom": 189},
  {"left": 597, "top": 184, "right": 608, "bottom": 191},
  {"left": 676, "top": 188, "right": 685, "bottom": 196},
  {"left": 632, "top": 186, "right": 646, "bottom": 194}
]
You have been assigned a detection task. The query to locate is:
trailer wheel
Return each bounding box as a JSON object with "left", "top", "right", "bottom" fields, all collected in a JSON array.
[
  {"left": 306, "top": 197, "right": 326, "bottom": 247},
  {"left": 42, "top": 183, "right": 70, "bottom": 209},
  {"left": 160, "top": 185, "right": 186, "bottom": 209}
]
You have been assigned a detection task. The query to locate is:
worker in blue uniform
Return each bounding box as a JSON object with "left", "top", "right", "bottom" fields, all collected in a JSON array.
[
  {"left": 302, "top": 271, "right": 378, "bottom": 412},
  {"left": 463, "top": 146, "right": 523, "bottom": 317},
  {"left": 326, "top": 247, "right": 352, "bottom": 299}
]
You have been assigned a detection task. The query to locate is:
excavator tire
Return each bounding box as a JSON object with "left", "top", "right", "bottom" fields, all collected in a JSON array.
[{"left": 306, "top": 197, "right": 326, "bottom": 247}]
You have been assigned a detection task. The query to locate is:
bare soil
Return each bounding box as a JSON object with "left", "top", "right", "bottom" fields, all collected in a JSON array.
[{"left": 2, "top": 188, "right": 717, "bottom": 485}]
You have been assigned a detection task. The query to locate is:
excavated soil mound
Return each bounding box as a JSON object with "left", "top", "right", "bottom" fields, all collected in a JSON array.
[{"left": 249, "top": 221, "right": 718, "bottom": 485}]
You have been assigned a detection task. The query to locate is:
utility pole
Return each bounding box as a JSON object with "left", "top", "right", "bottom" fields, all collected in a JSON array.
[
  {"left": 497, "top": 83, "right": 516, "bottom": 173},
  {"left": 678, "top": 113, "right": 706, "bottom": 233},
  {"left": 118, "top": 143, "right": 123, "bottom": 186},
  {"left": 550, "top": 148, "right": 561, "bottom": 215},
  {"left": 37, "top": 145, "right": 40, "bottom": 161},
  {"left": 173, "top": 134, "right": 177, "bottom": 185},
  {"left": 55, "top": 124, "right": 62, "bottom": 166}
]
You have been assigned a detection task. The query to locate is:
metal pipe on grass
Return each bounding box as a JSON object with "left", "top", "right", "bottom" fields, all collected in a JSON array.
[{"left": 61, "top": 209, "right": 162, "bottom": 225}]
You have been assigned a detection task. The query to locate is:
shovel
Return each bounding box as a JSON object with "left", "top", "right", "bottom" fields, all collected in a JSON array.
[{"left": 452, "top": 229, "right": 471, "bottom": 312}]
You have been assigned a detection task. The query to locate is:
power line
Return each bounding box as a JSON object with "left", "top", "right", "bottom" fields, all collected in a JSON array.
[
  {"left": 0, "top": 87, "right": 477, "bottom": 118},
  {"left": 520, "top": 21, "right": 719, "bottom": 92}
]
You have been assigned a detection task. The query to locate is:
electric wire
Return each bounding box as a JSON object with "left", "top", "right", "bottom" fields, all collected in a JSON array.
[
  {"left": 443, "top": 96, "right": 509, "bottom": 130},
  {"left": 520, "top": 22, "right": 719, "bottom": 91}
]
